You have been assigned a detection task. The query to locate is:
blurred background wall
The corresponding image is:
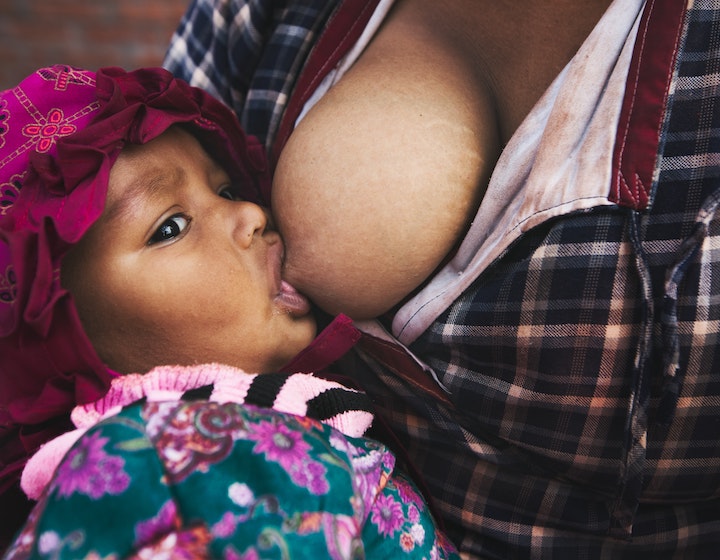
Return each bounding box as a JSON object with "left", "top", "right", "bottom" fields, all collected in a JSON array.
[{"left": 0, "top": 0, "right": 190, "bottom": 89}]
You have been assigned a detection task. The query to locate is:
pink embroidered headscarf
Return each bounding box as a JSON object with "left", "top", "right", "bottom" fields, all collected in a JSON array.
[{"left": 0, "top": 65, "right": 271, "bottom": 494}]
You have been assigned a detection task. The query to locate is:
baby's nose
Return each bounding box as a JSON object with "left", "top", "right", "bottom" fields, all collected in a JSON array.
[{"left": 232, "top": 201, "right": 267, "bottom": 247}]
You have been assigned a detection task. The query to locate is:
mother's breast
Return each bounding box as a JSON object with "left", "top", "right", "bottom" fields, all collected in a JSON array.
[{"left": 272, "top": 24, "right": 499, "bottom": 319}]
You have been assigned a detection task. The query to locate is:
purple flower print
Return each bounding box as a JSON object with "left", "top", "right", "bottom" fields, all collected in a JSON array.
[
  {"left": 289, "top": 459, "right": 330, "bottom": 495},
  {"left": 212, "top": 512, "right": 238, "bottom": 539},
  {"left": 371, "top": 493, "right": 404, "bottom": 537},
  {"left": 395, "top": 476, "right": 424, "bottom": 510},
  {"left": 307, "top": 461, "right": 329, "bottom": 495},
  {"left": 249, "top": 420, "right": 329, "bottom": 494},
  {"left": 408, "top": 504, "right": 420, "bottom": 524},
  {"left": 249, "top": 420, "right": 310, "bottom": 468},
  {"left": 54, "top": 431, "right": 130, "bottom": 499},
  {"left": 135, "top": 501, "right": 179, "bottom": 546}
]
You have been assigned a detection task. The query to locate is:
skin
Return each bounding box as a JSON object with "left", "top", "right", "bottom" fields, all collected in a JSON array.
[
  {"left": 273, "top": 0, "right": 614, "bottom": 319},
  {"left": 61, "top": 127, "right": 316, "bottom": 375}
]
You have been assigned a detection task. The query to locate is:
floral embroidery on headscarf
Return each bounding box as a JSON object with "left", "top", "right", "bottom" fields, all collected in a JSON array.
[
  {"left": 0, "top": 172, "right": 23, "bottom": 214},
  {"left": 38, "top": 65, "right": 96, "bottom": 91},
  {"left": 12, "top": 82, "right": 99, "bottom": 159},
  {"left": 0, "top": 98, "right": 10, "bottom": 149},
  {"left": 21, "top": 108, "right": 77, "bottom": 153}
]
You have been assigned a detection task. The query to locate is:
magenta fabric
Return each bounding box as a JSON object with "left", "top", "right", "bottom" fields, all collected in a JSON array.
[{"left": 0, "top": 65, "right": 272, "bottom": 495}]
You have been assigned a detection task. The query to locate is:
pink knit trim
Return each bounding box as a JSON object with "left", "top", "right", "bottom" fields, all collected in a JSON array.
[
  {"left": 273, "top": 372, "right": 330, "bottom": 416},
  {"left": 21, "top": 429, "right": 87, "bottom": 500},
  {"left": 23, "top": 364, "right": 374, "bottom": 501},
  {"left": 70, "top": 363, "right": 255, "bottom": 428},
  {"left": 326, "top": 411, "right": 375, "bottom": 438},
  {"left": 272, "top": 374, "right": 372, "bottom": 437}
]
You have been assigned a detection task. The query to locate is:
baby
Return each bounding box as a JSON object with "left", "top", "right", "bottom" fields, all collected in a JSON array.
[{"left": 0, "top": 65, "right": 458, "bottom": 559}]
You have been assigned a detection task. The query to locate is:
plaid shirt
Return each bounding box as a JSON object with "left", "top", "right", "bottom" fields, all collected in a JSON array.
[
  {"left": 165, "top": 1, "right": 720, "bottom": 557},
  {"left": 163, "top": 0, "right": 341, "bottom": 155}
]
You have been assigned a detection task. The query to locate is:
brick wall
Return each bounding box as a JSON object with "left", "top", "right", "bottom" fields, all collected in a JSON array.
[{"left": 0, "top": 0, "right": 190, "bottom": 89}]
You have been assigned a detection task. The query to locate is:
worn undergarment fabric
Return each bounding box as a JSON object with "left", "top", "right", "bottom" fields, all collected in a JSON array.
[
  {"left": 164, "top": 1, "right": 720, "bottom": 557},
  {"left": 3, "top": 400, "right": 459, "bottom": 559},
  {"left": 392, "top": 0, "right": 644, "bottom": 339}
]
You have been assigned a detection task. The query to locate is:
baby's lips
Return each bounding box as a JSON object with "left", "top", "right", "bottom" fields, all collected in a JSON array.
[{"left": 276, "top": 280, "right": 312, "bottom": 316}]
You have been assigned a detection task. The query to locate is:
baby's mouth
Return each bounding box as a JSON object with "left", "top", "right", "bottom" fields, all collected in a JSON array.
[
  {"left": 275, "top": 279, "right": 312, "bottom": 316},
  {"left": 274, "top": 240, "right": 311, "bottom": 316}
]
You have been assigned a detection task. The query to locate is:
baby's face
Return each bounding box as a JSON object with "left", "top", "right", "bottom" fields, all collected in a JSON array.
[{"left": 61, "top": 126, "right": 316, "bottom": 374}]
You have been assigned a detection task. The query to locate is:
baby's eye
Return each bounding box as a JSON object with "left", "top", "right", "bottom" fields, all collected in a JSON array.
[
  {"left": 218, "top": 184, "right": 243, "bottom": 201},
  {"left": 148, "top": 214, "right": 191, "bottom": 245}
]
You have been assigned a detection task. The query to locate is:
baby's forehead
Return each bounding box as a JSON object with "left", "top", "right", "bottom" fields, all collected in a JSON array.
[
  {"left": 114, "top": 126, "right": 224, "bottom": 176},
  {"left": 117, "top": 125, "right": 205, "bottom": 162},
  {"left": 104, "top": 127, "right": 226, "bottom": 213}
]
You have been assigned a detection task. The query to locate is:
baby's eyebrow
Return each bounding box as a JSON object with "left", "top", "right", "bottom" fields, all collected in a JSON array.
[{"left": 104, "top": 166, "right": 187, "bottom": 225}]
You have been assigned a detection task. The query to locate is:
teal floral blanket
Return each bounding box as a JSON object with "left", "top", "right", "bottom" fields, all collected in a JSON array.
[{"left": 4, "top": 400, "right": 458, "bottom": 559}]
